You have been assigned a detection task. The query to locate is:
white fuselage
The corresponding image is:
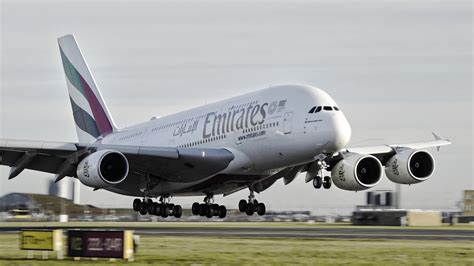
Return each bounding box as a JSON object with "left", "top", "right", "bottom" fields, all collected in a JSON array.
[{"left": 101, "top": 85, "right": 351, "bottom": 183}]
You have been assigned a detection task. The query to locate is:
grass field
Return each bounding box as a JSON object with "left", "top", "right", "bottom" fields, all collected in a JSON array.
[{"left": 0, "top": 233, "right": 472, "bottom": 265}]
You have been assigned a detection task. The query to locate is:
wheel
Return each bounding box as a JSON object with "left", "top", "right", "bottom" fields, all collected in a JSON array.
[
  {"left": 323, "top": 176, "right": 332, "bottom": 189},
  {"left": 313, "top": 176, "right": 322, "bottom": 189},
  {"left": 133, "top": 199, "right": 141, "bottom": 211},
  {"left": 239, "top": 199, "right": 248, "bottom": 212},
  {"left": 147, "top": 202, "right": 155, "bottom": 215},
  {"left": 256, "top": 203, "right": 266, "bottom": 216},
  {"left": 218, "top": 205, "right": 227, "bottom": 218},
  {"left": 246, "top": 204, "right": 255, "bottom": 216},
  {"left": 139, "top": 203, "right": 148, "bottom": 215},
  {"left": 161, "top": 205, "right": 169, "bottom": 218},
  {"left": 192, "top": 202, "right": 200, "bottom": 215},
  {"left": 173, "top": 205, "right": 183, "bottom": 218},
  {"left": 152, "top": 203, "right": 161, "bottom": 216},
  {"left": 211, "top": 204, "right": 219, "bottom": 216},
  {"left": 205, "top": 205, "right": 212, "bottom": 218},
  {"left": 199, "top": 204, "right": 207, "bottom": 216},
  {"left": 201, "top": 204, "right": 212, "bottom": 218}
]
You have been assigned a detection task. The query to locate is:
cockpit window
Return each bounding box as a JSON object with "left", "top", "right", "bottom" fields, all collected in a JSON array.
[
  {"left": 314, "top": 106, "right": 322, "bottom": 113},
  {"left": 323, "top": 106, "right": 333, "bottom": 111},
  {"left": 333, "top": 106, "right": 339, "bottom": 111},
  {"left": 308, "top": 106, "right": 316, "bottom": 113}
]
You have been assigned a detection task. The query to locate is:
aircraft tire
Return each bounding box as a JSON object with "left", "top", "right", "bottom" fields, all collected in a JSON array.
[
  {"left": 218, "top": 205, "right": 227, "bottom": 218},
  {"left": 139, "top": 203, "right": 148, "bottom": 215},
  {"left": 246, "top": 204, "right": 255, "bottom": 216},
  {"left": 313, "top": 176, "right": 322, "bottom": 189},
  {"left": 161, "top": 205, "right": 169, "bottom": 218},
  {"left": 323, "top": 176, "right": 332, "bottom": 189},
  {"left": 239, "top": 200, "right": 247, "bottom": 212},
  {"left": 173, "top": 205, "right": 183, "bottom": 218},
  {"left": 133, "top": 199, "right": 141, "bottom": 211},
  {"left": 192, "top": 202, "right": 200, "bottom": 215},
  {"left": 257, "top": 203, "right": 266, "bottom": 216}
]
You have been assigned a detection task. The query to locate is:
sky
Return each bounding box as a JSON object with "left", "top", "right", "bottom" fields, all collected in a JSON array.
[{"left": 0, "top": 0, "right": 472, "bottom": 214}]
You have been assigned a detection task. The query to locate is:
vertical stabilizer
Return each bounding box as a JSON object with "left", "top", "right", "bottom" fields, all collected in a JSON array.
[{"left": 58, "top": 34, "right": 117, "bottom": 143}]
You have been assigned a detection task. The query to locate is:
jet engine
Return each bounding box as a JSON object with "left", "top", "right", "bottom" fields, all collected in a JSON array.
[
  {"left": 76, "top": 150, "right": 129, "bottom": 188},
  {"left": 331, "top": 153, "right": 383, "bottom": 191},
  {"left": 385, "top": 148, "right": 434, "bottom": 184}
]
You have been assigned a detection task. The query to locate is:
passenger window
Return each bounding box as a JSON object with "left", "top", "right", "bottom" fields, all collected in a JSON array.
[
  {"left": 334, "top": 106, "right": 339, "bottom": 111},
  {"left": 308, "top": 106, "right": 316, "bottom": 113},
  {"left": 323, "top": 106, "right": 332, "bottom": 111},
  {"left": 314, "top": 106, "right": 322, "bottom": 113}
]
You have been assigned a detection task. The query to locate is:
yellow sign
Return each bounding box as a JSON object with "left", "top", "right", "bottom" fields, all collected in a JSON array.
[{"left": 21, "top": 230, "right": 62, "bottom": 251}]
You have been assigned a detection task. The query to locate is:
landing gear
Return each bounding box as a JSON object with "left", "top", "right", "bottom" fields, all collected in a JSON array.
[
  {"left": 308, "top": 159, "right": 332, "bottom": 190},
  {"left": 313, "top": 176, "right": 322, "bottom": 189},
  {"left": 238, "top": 190, "right": 266, "bottom": 216},
  {"left": 322, "top": 176, "right": 332, "bottom": 189},
  {"left": 312, "top": 174, "right": 332, "bottom": 190},
  {"left": 132, "top": 196, "right": 183, "bottom": 218},
  {"left": 191, "top": 194, "right": 227, "bottom": 219}
]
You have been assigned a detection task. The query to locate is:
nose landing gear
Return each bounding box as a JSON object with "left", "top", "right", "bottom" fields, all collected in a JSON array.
[
  {"left": 238, "top": 190, "right": 266, "bottom": 216},
  {"left": 312, "top": 175, "right": 332, "bottom": 189},
  {"left": 309, "top": 160, "right": 332, "bottom": 190}
]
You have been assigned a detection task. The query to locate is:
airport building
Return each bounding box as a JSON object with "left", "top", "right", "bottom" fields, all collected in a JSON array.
[{"left": 462, "top": 190, "right": 474, "bottom": 216}]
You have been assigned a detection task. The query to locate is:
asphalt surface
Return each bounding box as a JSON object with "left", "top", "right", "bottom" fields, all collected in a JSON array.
[{"left": 1, "top": 225, "right": 473, "bottom": 241}]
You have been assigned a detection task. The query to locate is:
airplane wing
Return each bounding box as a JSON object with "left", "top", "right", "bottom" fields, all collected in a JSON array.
[
  {"left": 0, "top": 139, "right": 234, "bottom": 183},
  {"left": 299, "top": 133, "right": 452, "bottom": 183},
  {"left": 342, "top": 132, "right": 451, "bottom": 155}
]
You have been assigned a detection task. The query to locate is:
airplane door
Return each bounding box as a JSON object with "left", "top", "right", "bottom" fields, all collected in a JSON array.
[{"left": 283, "top": 112, "right": 293, "bottom": 134}]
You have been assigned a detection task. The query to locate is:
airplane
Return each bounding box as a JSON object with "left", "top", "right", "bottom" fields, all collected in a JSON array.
[{"left": 0, "top": 35, "right": 451, "bottom": 219}]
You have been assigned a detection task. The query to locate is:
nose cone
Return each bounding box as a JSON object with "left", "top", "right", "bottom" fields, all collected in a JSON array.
[{"left": 331, "top": 114, "right": 352, "bottom": 151}]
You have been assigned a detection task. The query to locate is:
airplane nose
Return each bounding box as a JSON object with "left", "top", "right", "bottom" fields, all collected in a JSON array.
[{"left": 331, "top": 114, "right": 352, "bottom": 151}]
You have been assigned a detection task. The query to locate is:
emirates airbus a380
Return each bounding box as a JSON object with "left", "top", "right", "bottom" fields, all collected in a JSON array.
[{"left": 0, "top": 35, "right": 451, "bottom": 219}]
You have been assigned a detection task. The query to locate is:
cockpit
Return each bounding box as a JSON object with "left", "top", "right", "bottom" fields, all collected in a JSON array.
[{"left": 308, "top": 106, "right": 340, "bottom": 113}]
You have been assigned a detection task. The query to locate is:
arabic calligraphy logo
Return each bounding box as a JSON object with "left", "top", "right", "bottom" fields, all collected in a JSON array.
[
  {"left": 83, "top": 160, "right": 90, "bottom": 178},
  {"left": 338, "top": 164, "right": 345, "bottom": 181},
  {"left": 391, "top": 158, "right": 400, "bottom": 176}
]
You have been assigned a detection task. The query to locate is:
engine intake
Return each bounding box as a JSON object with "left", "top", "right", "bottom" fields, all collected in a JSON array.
[
  {"left": 331, "top": 153, "right": 383, "bottom": 191},
  {"left": 385, "top": 148, "right": 435, "bottom": 184},
  {"left": 76, "top": 150, "right": 129, "bottom": 188}
]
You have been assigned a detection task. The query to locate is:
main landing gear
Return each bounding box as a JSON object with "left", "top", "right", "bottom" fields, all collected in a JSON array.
[
  {"left": 191, "top": 194, "right": 227, "bottom": 219},
  {"left": 312, "top": 175, "right": 332, "bottom": 189},
  {"left": 132, "top": 196, "right": 183, "bottom": 218},
  {"left": 238, "top": 190, "right": 266, "bottom": 216}
]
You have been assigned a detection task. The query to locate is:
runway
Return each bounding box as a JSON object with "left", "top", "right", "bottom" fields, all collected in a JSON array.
[{"left": 1, "top": 225, "right": 472, "bottom": 241}]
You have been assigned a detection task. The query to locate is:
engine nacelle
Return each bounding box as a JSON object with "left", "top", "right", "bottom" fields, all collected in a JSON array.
[
  {"left": 331, "top": 153, "right": 383, "bottom": 191},
  {"left": 385, "top": 148, "right": 435, "bottom": 184},
  {"left": 76, "top": 150, "right": 129, "bottom": 188}
]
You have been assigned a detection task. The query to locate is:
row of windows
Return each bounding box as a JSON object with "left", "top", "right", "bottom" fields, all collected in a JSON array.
[
  {"left": 177, "top": 134, "right": 228, "bottom": 148},
  {"left": 243, "top": 122, "right": 279, "bottom": 134},
  {"left": 118, "top": 131, "right": 143, "bottom": 141},
  {"left": 308, "top": 106, "right": 340, "bottom": 113},
  {"left": 151, "top": 115, "right": 205, "bottom": 133},
  {"left": 227, "top": 100, "right": 258, "bottom": 112}
]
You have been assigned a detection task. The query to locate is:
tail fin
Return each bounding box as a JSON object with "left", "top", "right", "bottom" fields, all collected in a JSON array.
[{"left": 58, "top": 34, "right": 117, "bottom": 143}]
